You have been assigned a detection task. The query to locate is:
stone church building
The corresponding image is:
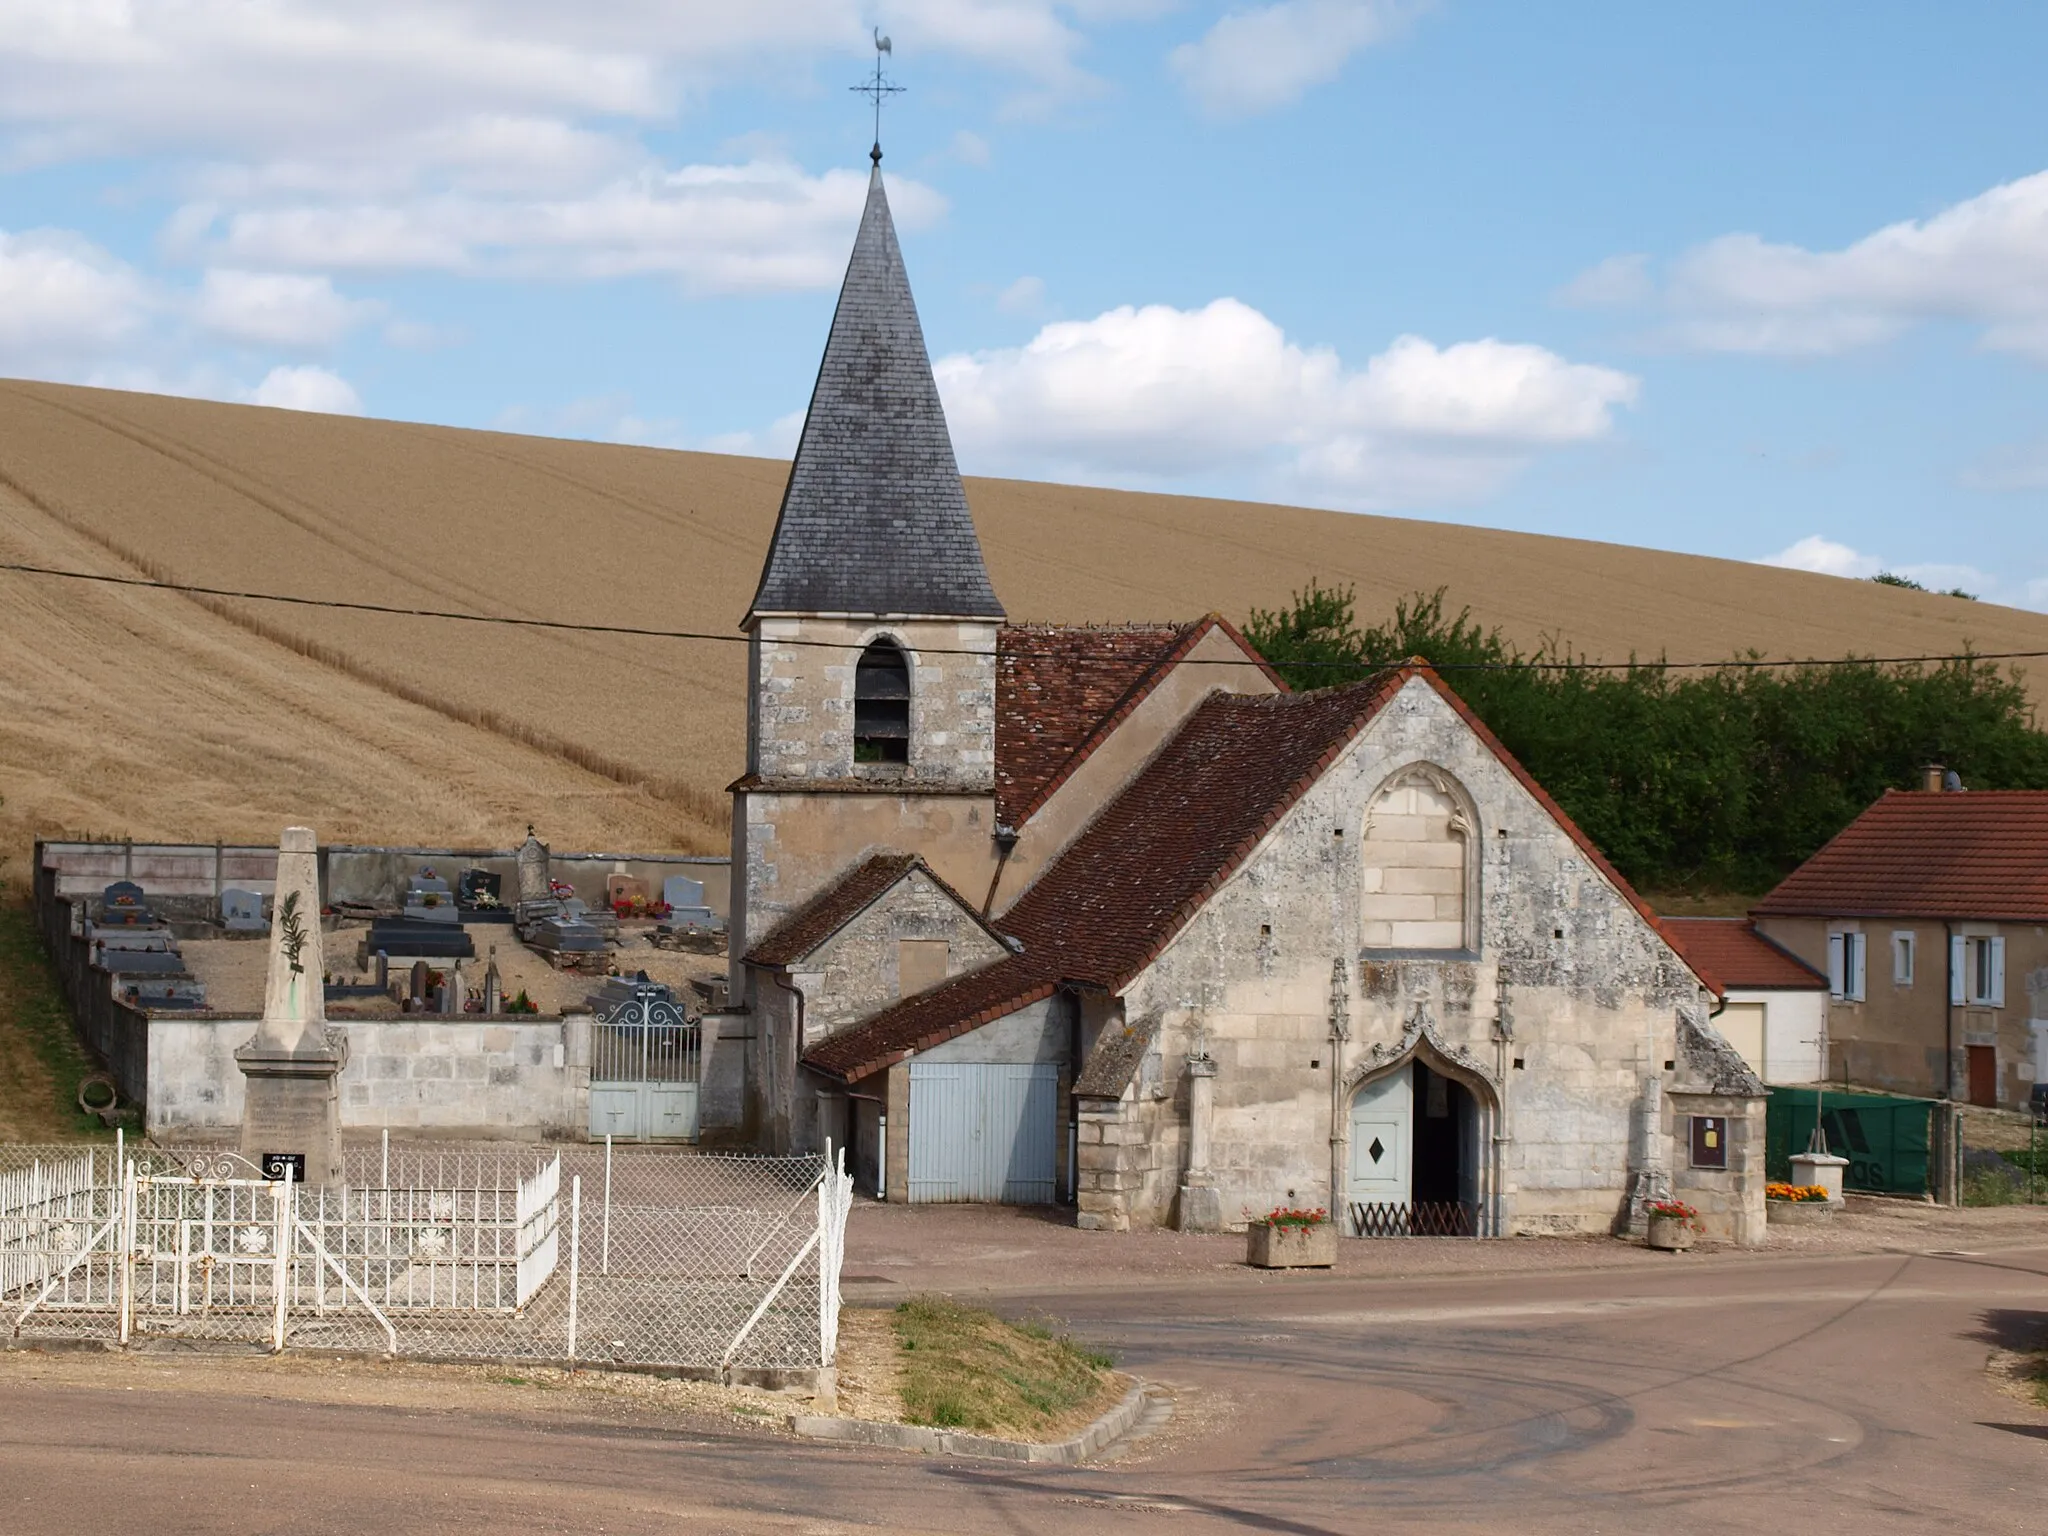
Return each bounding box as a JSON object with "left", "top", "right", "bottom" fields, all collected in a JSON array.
[{"left": 721, "top": 153, "right": 1766, "bottom": 1243}]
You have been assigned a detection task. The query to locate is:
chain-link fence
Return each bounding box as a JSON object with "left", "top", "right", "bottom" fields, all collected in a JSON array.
[{"left": 1, "top": 1136, "right": 852, "bottom": 1377}]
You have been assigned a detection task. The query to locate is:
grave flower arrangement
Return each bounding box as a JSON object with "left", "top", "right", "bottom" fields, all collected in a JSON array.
[
  {"left": 1766, "top": 1182, "right": 1831, "bottom": 1204},
  {"left": 1259, "top": 1205, "right": 1329, "bottom": 1229}
]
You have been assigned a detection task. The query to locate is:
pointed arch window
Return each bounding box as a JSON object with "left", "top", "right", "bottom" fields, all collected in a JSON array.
[
  {"left": 1361, "top": 764, "right": 1478, "bottom": 952},
  {"left": 854, "top": 640, "right": 911, "bottom": 763}
]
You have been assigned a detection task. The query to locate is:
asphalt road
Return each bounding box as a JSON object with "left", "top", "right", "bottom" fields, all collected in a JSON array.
[{"left": 3, "top": 1244, "right": 2043, "bottom": 1535}]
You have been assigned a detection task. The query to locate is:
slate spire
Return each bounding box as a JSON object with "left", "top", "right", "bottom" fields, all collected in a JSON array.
[{"left": 747, "top": 163, "right": 1004, "bottom": 622}]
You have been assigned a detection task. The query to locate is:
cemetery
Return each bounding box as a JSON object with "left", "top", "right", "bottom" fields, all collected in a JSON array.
[{"left": 30, "top": 833, "right": 737, "bottom": 1144}]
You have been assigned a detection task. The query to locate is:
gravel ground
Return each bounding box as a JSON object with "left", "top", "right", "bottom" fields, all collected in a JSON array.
[{"left": 841, "top": 1192, "right": 2048, "bottom": 1300}]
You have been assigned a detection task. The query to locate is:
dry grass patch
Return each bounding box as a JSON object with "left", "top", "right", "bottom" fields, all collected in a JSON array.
[{"left": 893, "top": 1295, "right": 1120, "bottom": 1440}]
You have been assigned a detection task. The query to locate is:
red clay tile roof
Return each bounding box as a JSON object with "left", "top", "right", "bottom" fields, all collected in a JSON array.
[
  {"left": 746, "top": 853, "right": 989, "bottom": 968},
  {"left": 808, "top": 674, "right": 1402, "bottom": 1081},
  {"left": 1751, "top": 789, "right": 2048, "bottom": 922},
  {"left": 806, "top": 664, "right": 1714, "bottom": 1082},
  {"left": 994, "top": 616, "right": 1283, "bottom": 828},
  {"left": 1662, "top": 918, "right": 1826, "bottom": 990}
]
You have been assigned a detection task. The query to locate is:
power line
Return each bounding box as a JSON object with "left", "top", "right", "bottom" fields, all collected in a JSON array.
[{"left": 2, "top": 558, "right": 2043, "bottom": 675}]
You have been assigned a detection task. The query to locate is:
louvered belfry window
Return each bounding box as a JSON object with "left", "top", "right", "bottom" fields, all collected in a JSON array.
[{"left": 854, "top": 640, "right": 911, "bottom": 763}]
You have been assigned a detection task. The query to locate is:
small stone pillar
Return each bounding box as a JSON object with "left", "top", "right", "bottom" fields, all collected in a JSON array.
[
  {"left": 1178, "top": 1055, "right": 1222, "bottom": 1232},
  {"left": 235, "top": 826, "right": 346, "bottom": 1185},
  {"left": 483, "top": 948, "right": 502, "bottom": 1015},
  {"left": 1790, "top": 1151, "right": 1849, "bottom": 1207},
  {"left": 516, "top": 827, "right": 551, "bottom": 902},
  {"left": 445, "top": 960, "right": 465, "bottom": 1015}
]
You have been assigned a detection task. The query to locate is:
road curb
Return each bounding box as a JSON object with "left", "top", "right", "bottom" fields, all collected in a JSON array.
[{"left": 788, "top": 1379, "right": 1164, "bottom": 1464}]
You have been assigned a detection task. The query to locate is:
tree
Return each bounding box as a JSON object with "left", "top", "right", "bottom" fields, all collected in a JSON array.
[{"left": 1244, "top": 583, "right": 2048, "bottom": 892}]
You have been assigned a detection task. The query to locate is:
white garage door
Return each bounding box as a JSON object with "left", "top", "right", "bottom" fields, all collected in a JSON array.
[{"left": 907, "top": 1062, "right": 1058, "bottom": 1204}]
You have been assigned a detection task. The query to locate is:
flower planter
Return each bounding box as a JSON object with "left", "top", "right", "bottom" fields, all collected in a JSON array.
[
  {"left": 1645, "top": 1213, "right": 1695, "bottom": 1252},
  {"left": 1766, "top": 1199, "right": 1835, "bottom": 1226},
  {"left": 1247, "top": 1222, "right": 1336, "bottom": 1269}
]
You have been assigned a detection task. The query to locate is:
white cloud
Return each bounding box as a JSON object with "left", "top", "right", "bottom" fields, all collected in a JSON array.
[
  {"left": 174, "top": 160, "right": 946, "bottom": 290},
  {"left": 0, "top": 229, "right": 151, "bottom": 363},
  {"left": 948, "top": 129, "right": 992, "bottom": 168},
  {"left": 1758, "top": 535, "right": 2048, "bottom": 610},
  {"left": 1572, "top": 168, "right": 2048, "bottom": 360},
  {"left": 248, "top": 364, "right": 363, "bottom": 414},
  {"left": 1170, "top": 1, "right": 1419, "bottom": 117},
  {"left": 931, "top": 296, "right": 1637, "bottom": 507},
  {"left": 1555, "top": 252, "right": 1653, "bottom": 310},
  {"left": 996, "top": 274, "right": 1046, "bottom": 312},
  {"left": 1761, "top": 535, "right": 1881, "bottom": 580},
  {"left": 194, "top": 270, "right": 380, "bottom": 349}
]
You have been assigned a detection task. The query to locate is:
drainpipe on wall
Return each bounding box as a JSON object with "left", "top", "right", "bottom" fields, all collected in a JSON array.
[{"left": 980, "top": 826, "right": 1020, "bottom": 918}]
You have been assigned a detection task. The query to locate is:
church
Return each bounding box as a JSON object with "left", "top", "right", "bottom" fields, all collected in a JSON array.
[{"left": 718, "top": 148, "right": 1767, "bottom": 1244}]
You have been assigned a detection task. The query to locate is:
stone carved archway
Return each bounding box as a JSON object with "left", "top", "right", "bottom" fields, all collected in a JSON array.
[{"left": 1338, "top": 1001, "right": 1502, "bottom": 1236}]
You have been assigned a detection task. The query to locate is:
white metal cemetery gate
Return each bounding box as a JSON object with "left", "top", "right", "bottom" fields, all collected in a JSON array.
[{"left": 589, "top": 985, "right": 701, "bottom": 1142}]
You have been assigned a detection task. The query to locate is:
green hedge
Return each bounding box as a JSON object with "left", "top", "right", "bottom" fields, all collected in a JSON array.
[{"left": 1245, "top": 585, "right": 2048, "bottom": 892}]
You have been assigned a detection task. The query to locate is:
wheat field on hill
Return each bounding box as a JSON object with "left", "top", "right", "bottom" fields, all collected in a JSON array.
[{"left": 2, "top": 376, "right": 2045, "bottom": 865}]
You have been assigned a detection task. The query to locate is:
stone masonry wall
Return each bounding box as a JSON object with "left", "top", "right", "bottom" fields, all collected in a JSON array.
[
  {"left": 749, "top": 617, "right": 998, "bottom": 788},
  {"left": 1118, "top": 675, "right": 1710, "bottom": 1235},
  {"left": 1668, "top": 1092, "right": 1768, "bottom": 1246},
  {"left": 148, "top": 1014, "right": 590, "bottom": 1138},
  {"left": 795, "top": 869, "right": 1009, "bottom": 1039}
]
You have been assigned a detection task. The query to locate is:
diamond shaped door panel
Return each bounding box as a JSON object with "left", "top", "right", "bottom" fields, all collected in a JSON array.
[{"left": 1348, "top": 1067, "right": 1412, "bottom": 1206}]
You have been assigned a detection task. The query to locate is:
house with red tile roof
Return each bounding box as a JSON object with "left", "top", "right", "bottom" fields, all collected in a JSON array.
[
  {"left": 1662, "top": 919, "right": 1828, "bottom": 1084},
  {"left": 1752, "top": 775, "right": 2048, "bottom": 1108},
  {"left": 717, "top": 156, "right": 1767, "bottom": 1244}
]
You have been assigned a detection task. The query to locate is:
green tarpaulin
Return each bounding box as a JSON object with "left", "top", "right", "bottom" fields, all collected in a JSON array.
[{"left": 1766, "top": 1087, "right": 1932, "bottom": 1197}]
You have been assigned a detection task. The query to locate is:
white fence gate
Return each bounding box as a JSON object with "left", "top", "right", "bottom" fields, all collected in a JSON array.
[
  {"left": 3, "top": 1139, "right": 852, "bottom": 1374},
  {"left": 907, "top": 1062, "right": 1058, "bottom": 1204}
]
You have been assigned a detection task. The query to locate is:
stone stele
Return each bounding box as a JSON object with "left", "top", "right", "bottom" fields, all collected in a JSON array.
[{"left": 234, "top": 826, "right": 346, "bottom": 1184}]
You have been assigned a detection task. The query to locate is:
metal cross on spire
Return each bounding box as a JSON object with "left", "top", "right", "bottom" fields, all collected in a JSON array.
[{"left": 851, "top": 29, "right": 904, "bottom": 164}]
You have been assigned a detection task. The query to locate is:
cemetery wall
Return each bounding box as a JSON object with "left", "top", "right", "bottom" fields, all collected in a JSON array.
[
  {"left": 35, "top": 862, "right": 151, "bottom": 1112},
  {"left": 147, "top": 1013, "right": 594, "bottom": 1137},
  {"left": 37, "top": 841, "right": 730, "bottom": 920}
]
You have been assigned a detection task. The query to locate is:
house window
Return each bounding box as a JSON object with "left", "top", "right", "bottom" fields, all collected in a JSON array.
[
  {"left": 1360, "top": 765, "right": 1475, "bottom": 951},
  {"left": 1827, "top": 932, "right": 1866, "bottom": 1002},
  {"left": 853, "top": 640, "right": 911, "bottom": 763},
  {"left": 1891, "top": 932, "right": 1915, "bottom": 987},
  {"left": 1954, "top": 935, "right": 2006, "bottom": 1008}
]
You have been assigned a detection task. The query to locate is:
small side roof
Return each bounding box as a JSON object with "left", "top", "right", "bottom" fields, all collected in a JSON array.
[
  {"left": 1753, "top": 788, "right": 2048, "bottom": 922},
  {"left": 745, "top": 853, "right": 993, "bottom": 969},
  {"left": 1662, "top": 918, "right": 1825, "bottom": 991}
]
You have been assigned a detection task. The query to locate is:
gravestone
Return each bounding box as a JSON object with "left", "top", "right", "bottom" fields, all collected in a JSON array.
[
  {"left": 516, "top": 828, "right": 551, "bottom": 903},
  {"left": 458, "top": 868, "right": 504, "bottom": 910},
  {"left": 403, "top": 867, "right": 460, "bottom": 925},
  {"left": 221, "top": 888, "right": 267, "bottom": 933},
  {"left": 662, "top": 876, "right": 705, "bottom": 911},
  {"left": 99, "top": 881, "right": 155, "bottom": 927},
  {"left": 234, "top": 826, "right": 345, "bottom": 1186},
  {"left": 482, "top": 948, "right": 503, "bottom": 1015}
]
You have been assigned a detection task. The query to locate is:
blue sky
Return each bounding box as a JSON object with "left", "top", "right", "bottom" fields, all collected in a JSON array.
[{"left": 5, "top": 2, "right": 2047, "bottom": 607}]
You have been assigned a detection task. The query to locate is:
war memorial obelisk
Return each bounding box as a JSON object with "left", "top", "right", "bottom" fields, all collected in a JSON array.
[{"left": 235, "top": 826, "right": 346, "bottom": 1183}]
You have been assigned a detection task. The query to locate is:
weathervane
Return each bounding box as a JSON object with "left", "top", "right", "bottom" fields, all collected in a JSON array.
[{"left": 851, "top": 28, "right": 904, "bottom": 164}]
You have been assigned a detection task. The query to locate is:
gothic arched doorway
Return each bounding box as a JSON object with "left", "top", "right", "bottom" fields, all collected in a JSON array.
[{"left": 1347, "top": 1059, "right": 1484, "bottom": 1236}]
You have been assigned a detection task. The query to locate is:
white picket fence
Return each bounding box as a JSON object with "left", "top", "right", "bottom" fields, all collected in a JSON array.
[{"left": 2, "top": 1136, "right": 854, "bottom": 1373}]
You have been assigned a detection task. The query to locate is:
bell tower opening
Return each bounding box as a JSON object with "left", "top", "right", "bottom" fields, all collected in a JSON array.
[{"left": 854, "top": 640, "right": 911, "bottom": 763}]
